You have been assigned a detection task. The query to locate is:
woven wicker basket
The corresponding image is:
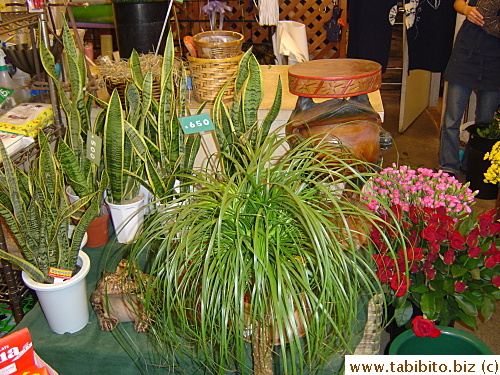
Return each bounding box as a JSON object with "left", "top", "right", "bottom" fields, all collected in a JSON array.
[
  {"left": 193, "top": 31, "right": 244, "bottom": 59},
  {"left": 188, "top": 54, "right": 242, "bottom": 102},
  {"left": 106, "top": 79, "right": 162, "bottom": 103}
]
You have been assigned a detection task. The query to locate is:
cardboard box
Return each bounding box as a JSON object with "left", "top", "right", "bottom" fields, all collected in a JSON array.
[
  {"left": 0, "top": 104, "right": 53, "bottom": 137},
  {"left": 0, "top": 328, "right": 57, "bottom": 375},
  {"left": 0, "top": 132, "right": 34, "bottom": 162}
]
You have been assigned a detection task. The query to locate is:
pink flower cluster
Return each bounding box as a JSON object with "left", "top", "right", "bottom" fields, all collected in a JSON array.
[{"left": 364, "top": 165, "right": 476, "bottom": 218}]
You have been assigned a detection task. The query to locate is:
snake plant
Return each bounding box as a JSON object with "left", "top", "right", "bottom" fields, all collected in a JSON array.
[
  {"left": 122, "top": 31, "right": 202, "bottom": 201},
  {"left": 39, "top": 19, "right": 106, "bottom": 205},
  {"left": 0, "top": 132, "right": 103, "bottom": 283}
]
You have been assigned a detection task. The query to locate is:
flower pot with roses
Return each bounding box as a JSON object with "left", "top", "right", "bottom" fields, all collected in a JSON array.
[{"left": 364, "top": 165, "right": 500, "bottom": 329}]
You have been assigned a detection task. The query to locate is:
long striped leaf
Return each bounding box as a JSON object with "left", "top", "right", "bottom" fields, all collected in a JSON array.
[
  {"left": 0, "top": 249, "right": 49, "bottom": 283},
  {"left": 240, "top": 54, "right": 262, "bottom": 134},
  {"left": 38, "top": 26, "right": 71, "bottom": 115},
  {"left": 258, "top": 76, "right": 282, "bottom": 145},
  {"left": 104, "top": 90, "right": 125, "bottom": 203},
  {"left": 129, "top": 50, "right": 144, "bottom": 90},
  {"left": 57, "top": 139, "right": 92, "bottom": 197}
]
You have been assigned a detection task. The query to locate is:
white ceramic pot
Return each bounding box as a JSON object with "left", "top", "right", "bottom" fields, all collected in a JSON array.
[
  {"left": 22, "top": 250, "right": 91, "bottom": 334},
  {"left": 106, "top": 192, "right": 145, "bottom": 244}
]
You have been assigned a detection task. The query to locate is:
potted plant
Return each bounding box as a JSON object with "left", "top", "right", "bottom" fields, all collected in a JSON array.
[
  {"left": 465, "top": 109, "right": 500, "bottom": 199},
  {"left": 365, "top": 165, "right": 500, "bottom": 331},
  {"left": 388, "top": 315, "right": 494, "bottom": 355},
  {"left": 111, "top": 0, "right": 172, "bottom": 58},
  {"left": 0, "top": 131, "right": 99, "bottom": 334},
  {"left": 123, "top": 33, "right": 201, "bottom": 203},
  {"left": 103, "top": 88, "right": 145, "bottom": 243},
  {"left": 39, "top": 20, "right": 111, "bottom": 248},
  {"left": 120, "top": 53, "right": 408, "bottom": 374}
]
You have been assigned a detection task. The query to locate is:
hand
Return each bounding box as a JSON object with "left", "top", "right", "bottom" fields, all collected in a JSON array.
[{"left": 464, "top": 6, "right": 485, "bottom": 26}]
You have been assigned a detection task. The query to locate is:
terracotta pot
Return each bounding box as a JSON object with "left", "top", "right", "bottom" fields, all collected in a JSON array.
[{"left": 85, "top": 205, "right": 110, "bottom": 248}]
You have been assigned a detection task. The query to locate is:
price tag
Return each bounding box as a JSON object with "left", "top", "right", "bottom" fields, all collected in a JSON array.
[
  {"left": 48, "top": 267, "right": 73, "bottom": 280},
  {"left": 179, "top": 114, "right": 215, "bottom": 134},
  {"left": 86, "top": 131, "right": 102, "bottom": 166}
]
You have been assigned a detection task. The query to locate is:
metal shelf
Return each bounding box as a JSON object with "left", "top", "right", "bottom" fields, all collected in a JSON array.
[{"left": 0, "top": 11, "right": 38, "bottom": 36}]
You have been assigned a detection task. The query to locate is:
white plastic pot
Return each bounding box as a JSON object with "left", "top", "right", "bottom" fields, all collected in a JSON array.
[
  {"left": 106, "top": 192, "right": 145, "bottom": 244},
  {"left": 22, "top": 250, "right": 91, "bottom": 334}
]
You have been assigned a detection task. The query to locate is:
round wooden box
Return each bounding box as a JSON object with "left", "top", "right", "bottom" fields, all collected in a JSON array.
[{"left": 288, "top": 59, "right": 382, "bottom": 98}]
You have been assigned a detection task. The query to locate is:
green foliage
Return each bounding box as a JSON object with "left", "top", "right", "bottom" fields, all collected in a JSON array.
[
  {"left": 476, "top": 108, "right": 500, "bottom": 139},
  {"left": 40, "top": 19, "right": 105, "bottom": 204},
  {"left": 0, "top": 132, "right": 101, "bottom": 283},
  {"left": 124, "top": 32, "right": 201, "bottom": 201}
]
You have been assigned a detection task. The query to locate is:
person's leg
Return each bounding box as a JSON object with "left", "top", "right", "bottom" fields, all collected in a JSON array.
[
  {"left": 439, "top": 82, "right": 473, "bottom": 175},
  {"left": 475, "top": 90, "right": 500, "bottom": 124}
]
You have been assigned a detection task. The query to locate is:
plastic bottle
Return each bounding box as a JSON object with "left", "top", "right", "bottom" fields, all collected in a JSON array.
[
  {"left": 0, "top": 49, "right": 23, "bottom": 108},
  {"left": 12, "top": 68, "right": 32, "bottom": 102}
]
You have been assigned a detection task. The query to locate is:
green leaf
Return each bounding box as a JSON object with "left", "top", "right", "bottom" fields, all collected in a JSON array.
[
  {"left": 451, "top": 264, "right": 468, "bottom": 278},
  {"left": 409, "top": 284, "right": 429, "bottom": 294},
  {"left": 470, "top": 268, "right": 481, "bottom": 280},
  {"left": 455, "top": 310, "right": 478, "bottom": 329},
  {"left": 104, "top": 90, "right": 125, "bottom": 203},
  {"left": 394, "top": 300, "right": 413, "bottom": 326},
  {"left": 454, "top": 295, "right": 478, "bottom": 316},
  {"left": 481, "top": 296, "right": 495, "bottom": 321},
  {"left": 129, "top": 49, "right": 144, "bottom": 90},
  {"left": 420, "top": 292, "right": 438, "bottom": 320},
  {"left": 461, "top": 290, "right": 483, "bottom": 307}
]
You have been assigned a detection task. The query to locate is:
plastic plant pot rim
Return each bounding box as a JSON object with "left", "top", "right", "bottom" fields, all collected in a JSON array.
[
  {"left": 21, "top": 248, "right": 90, "bottom": 292},
  {"left": 389, "top": 326, "right": 494, "bottom": 355}
]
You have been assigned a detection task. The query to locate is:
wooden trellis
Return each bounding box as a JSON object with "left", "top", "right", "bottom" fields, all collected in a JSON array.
[{"left": 173, "top": 0, "right": 347, "bottom": 60}]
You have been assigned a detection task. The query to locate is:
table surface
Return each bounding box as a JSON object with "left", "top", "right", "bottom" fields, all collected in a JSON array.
[{"left": 15, "top": 236, "right": 367, "bottom": 375}]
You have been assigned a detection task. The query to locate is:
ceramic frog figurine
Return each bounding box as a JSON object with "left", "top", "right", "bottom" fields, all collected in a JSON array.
[{"left": 90, "top": 259, "right": 149, "bottom": 332}]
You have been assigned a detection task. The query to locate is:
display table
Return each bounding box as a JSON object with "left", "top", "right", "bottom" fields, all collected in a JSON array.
[
  {"left": 14, "top": 244, "right": 163, "bottom": 375},
  {"left": 14, "top": 239, "right": 375, "bottom": 374}
]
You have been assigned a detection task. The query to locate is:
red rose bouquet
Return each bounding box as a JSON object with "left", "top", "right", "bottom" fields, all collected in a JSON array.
[{"left": 365, "top": 166, "right": 500, "bottom": 328}]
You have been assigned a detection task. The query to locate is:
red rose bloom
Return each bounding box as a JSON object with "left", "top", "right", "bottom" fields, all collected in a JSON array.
[
  {"left": 421, "top": 226, "right": 438, "bottom": 242},
  {"left": 426, "top": 252, "right": 438, "bottom": 262},
  {"left": 410, "top": 262, "right": 419, "bottom": 273},
  {"left": 485, "top": 254, "right": 500, "bottom": 269},
  {"left": 398, "top": 247, "right": 424, "bottom": 262},
  {"left": 411, "top": 316, "right": 441, "bottom": 338},
  {"left": 373, "top": 254, "right": 395, "bottom": 269},
  {"left": 443, "top": 250, "right": 455, "bottom": 265},
  {"left": 424, "top": 268, "right": 436, "bottom": 280},
  {"left": 467, "top": 246, "right": 482, "bottom": 258},
  {"left": 438, "top": 215, "right": 455, "bottom": 232},
  {"left": 466, "top": 228, "right": 479, "bottom": 247},
  {"left": 435, "top": 228, "right": 447, "bottom": 242},
  {"left": 376, "top": 268, "right": 394, "bottom": 283},
  {"left": 483, "top": 241, "right": 498, "bottom": 256},
  {"left": 493, "top": 276, "right": 500, "bottom": 288},
  {"left": 478, "top": 211, "right": 495, "bottom": 237},
  {"left": 454, "top": 281, "right": 467, "bottom": 293},
  {"left": 428, "top": 242, "right": 441, "bottom": 254},
  {"left": 390, "top": 273, "right": 411, "bottom": 297},
  {"left": 449, "top": 231, "right": 465, "bottom": 250}
]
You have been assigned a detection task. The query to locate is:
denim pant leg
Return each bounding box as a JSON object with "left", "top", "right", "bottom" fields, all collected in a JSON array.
[
  {"left": 475, "top": 90, "right": 500, "bottom": 124},
  {"left": 439, "top": 82, "right": 473, "bottom": 175}
]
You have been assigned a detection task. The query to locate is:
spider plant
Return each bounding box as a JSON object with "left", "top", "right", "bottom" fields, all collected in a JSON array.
[
  {"left": 125, "top": 126, "right": 406, "bottom": 374},
  {"left": 0, "top": 132, "right": 102, "bottom": 283}
]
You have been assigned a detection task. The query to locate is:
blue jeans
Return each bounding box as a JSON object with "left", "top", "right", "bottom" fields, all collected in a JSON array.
[{"left": 439, "top": 82, "right": 500, "bottom": 175}]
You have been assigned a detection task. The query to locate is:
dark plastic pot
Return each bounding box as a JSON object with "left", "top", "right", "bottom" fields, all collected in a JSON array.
[
  {"left": 113, "top": 1, "right": 171, "bottom": 58},
  {"left": 466, "top": 124, "right": 499, "bottom": 200},
  {"left": 389, "top": 326, "right": 493, "bottom": 355}
]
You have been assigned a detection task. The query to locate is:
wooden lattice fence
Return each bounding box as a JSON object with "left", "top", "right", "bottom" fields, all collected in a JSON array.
[{"left": 173, "top": 0, "right": 347, "bottom": 61}]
